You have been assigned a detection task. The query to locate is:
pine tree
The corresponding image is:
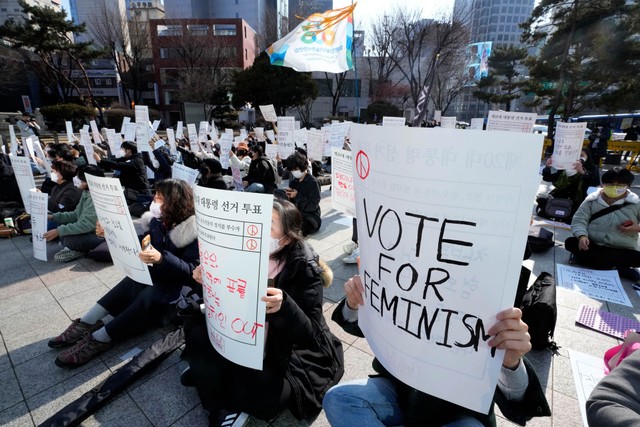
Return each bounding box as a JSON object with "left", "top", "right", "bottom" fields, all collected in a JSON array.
[{"left": 473, "top": 45, "right": 528, "bottom": 112}]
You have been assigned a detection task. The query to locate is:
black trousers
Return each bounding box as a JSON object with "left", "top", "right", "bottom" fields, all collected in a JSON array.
[{"left": 565, "top": 237, "right": 640, "bottom": 269}]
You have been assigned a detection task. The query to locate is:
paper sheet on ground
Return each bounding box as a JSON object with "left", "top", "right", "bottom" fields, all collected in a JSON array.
[
  {"left": 556, "top": 264, "right": 631, "bottom": 307},
  {"left": 531, "top": 218, "right": 572, "bottom": 230},
  {"left": 331, "top": 148, "right": 355, "bottom": 217},
  {"left": 569, "top": 349, "right": 605, "bottom": 427},
  {"left": 194, "top": 187, "right": 272, "bottom": 370},
  {"left": 350, "top": 124, "right": 543, "bottom": 413},
  {"left": 30, "top": 189, "right": 47, "bottom": 261},
  {"left": 9, "top": 155, "right": 36, "bottom": 214},
  {"left": 86, "top": 175, "right": 152, "bottom": 285},
  {"left": 172, "top": 163, "right": 199, "bottom": 185}
]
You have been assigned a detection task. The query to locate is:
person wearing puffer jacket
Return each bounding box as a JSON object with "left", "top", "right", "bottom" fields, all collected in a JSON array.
[{"left": 565, "top": 167, "right": 640, "bottom": 281}]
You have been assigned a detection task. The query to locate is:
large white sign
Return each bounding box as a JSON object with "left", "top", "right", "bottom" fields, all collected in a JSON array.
[
  {"left": 9, "top": 155, "right": 36, "bottom": 214},
  {"left": 259, "top": 104, "right": 278, "bottom": 122},
  {"left": 172, "top": 163, "right": 199, "bottom": 185},
  {"left": 30, "top": 189, "right": 48, "bottom": 261},
  {"left": 552, "top": 122, "right": 588, "bottom": 170},
  {"left": 89, "top": 120, "right": 102, "bottom": 146},
  {"left": 569, "top": 350, "right": 605, "bottom": 427},
  {"left": 331, "top": 148, "right": 355, "bottom": 217},
  {"left": 86, "top": 175, "right": 152, "bottom": 285},
  {"left": 382, "top": 116, "right": 406, "bottom": 127},
  {"left": 124, "top": 123, "right": 136, "bottom": 143},
  {"left": 440, "top": 116, "right": 457, "bottom": 129},
  {"left": 294, "top": 128, "right": 308, "bottom": 149},
  {"left": 65, "top": 121, "right": 75, "bottom": 143},
  {"left": 351, "top": 124, "right": 543, "bottom": 413},
  {"left": 276, "top": 117, "right": 296, "bottom": 158},
  {"left": 219, "top": 133, "right": 233, "bottom": 169},
  {"left": 106, "top": 129, "right": 119, "bottom": 156},
  {"left": 120, "top": 117, "right": 131, "bottom": 136},
  {"left": 194, "top": 186, "right": 272, "bottom": 369},
  {"left": 166, "top": 128, "right": 177, "bottom": 155},
  {"left": 486, "top": 111, "right": 537, "bottom": 133},
  {"left": 176, "top": 121, "right": 184, "bottom": 139}
]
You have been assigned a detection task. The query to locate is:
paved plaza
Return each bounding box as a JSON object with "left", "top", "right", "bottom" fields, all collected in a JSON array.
[{"left": 0, "top": 172, "right": 638, "bottom": 427}]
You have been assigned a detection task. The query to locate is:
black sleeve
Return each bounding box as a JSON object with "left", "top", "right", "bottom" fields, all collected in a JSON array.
[
  {"left": 541, "top": 167, "right": 561, "bottom": 183},
  {"left": 99, "top": 158, "right": 140, "bottom": 172},
  {"left": 330, "top": 298, "right": 365, "bottom": 338}
]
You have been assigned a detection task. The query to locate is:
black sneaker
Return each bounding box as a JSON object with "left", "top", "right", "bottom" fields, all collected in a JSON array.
[{"left": 212, "top": 409, "right": 249, "bottom": 427}]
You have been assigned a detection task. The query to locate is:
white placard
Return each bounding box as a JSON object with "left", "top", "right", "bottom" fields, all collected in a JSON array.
[
  {"left": 166, "top": 128, "right": 177, "bottom": 155},
  {"left": 90, "top": 120, "right": 102, "bottom": 145},
  {"left": 329, "top": 122, "right": 350, "bottom": 151},
  {"left": 556, "top": 264, "right": 631, "bottom": 307},
  {"left": 225, "top": 128, "right": 234, "bottom": 135},
  {"left": 209, "top": 122, "right": 219, "bottom": 142},
  {"left": 234, "top": 136, "right": 244, "bottom": 145},
  {"left": 187, "top": 124, "right": 199, "bottom": 152},
  {"left": 199, "top": 121, "right": 209, "bottom": 142},
  {"left": 277, "top": 116, "right": 295, "bottom": 132},
  {"left": 259, "top": 104, "right": 278, "bottom": 122},
  {"left": 254, "top": 127, "right": 264, "bottom": 140},
  {"left": 350, "top": 124, "right": 543, "bottom": 413},
  {"left": 120, "top": 117, "right": 131, "bottom": 135},
  {"left": 24, "top": 137, "right": 38, "bottom": 166},
  {"left": 176, "top": 121, "right": 184, "bottom": 139},
  {"left": 154, "top": 139, "right": 166, "bottom": 150},
  {"left": 569, "top": 349, "right": 605, "bottom": 427},
  {"left": 307, "top": 130, "right": 324, "bottom": 161},
  {"left": 9, "top": 155, "right": 36, "bottom": 214},
  {"left": 152, "top": 120, "right": 161, "bottom": 132},
  {"left": 134, "top": 106, "right": 151, "bottom": 152},
  {"left": 331, "top": 148, "right": 355, "bottom": 216},
  {"left": 106, "top": 129, "right": 119, "bottom": 156},
  {"left": 32, "top": 140, "right": 52, "bottom": 176},
  {"left": 265, "top": 130, "right": 275, "bottom": 142},
  {"left": 86, "top": 174, "right": 152, "bottom": 285},
  {"left": 172, "top": 163, "right": 199, "bottom": 185},
  {"left": 65, "top": 121, "right": 75, "bottom": 143},
  {"left": 80, "top": 130, "right": 97, "bottom": 166},
  {"left": 294, "top": 128, "right": 308, "bottom": 148},
  {"left": 440, "top": 116, "right": 457, "bottom": 129},
  {"left": 470, "top": 118, "right": 484, "bottom": 130},
  {"left": 240, "top": 129, "right": 248, "bottom": 140},
  {"left": 194, "top": 186, "right": 273, "bottom": 369},
  {"left": 124, "top": 123, "right": 136, "bottom": 143},
  {"left": 552, "top": 122, "right": 588, "bottom": 170},
  {"left": 219, "top": 133, "right": 233, "bottom": 169},
  {"left": 434, "top": 110, "right": 442, "bottom": 122},
  {"left": 30, "top": 189, "right": 47, "bottom": 261},
  {"left": 9, "top": 125, "right": 18, "bottom": 156},
  {"left": 486, "top": 111, "right": 537, "bottom": 133},
  {"left": 382, "top": 116, "right": 406, "bottom": 127},
  {"left": 277, "top": 117, "right": 296, "bottom": 158},
  {"left": 265, "top": 144, "right": 278, "bottom": 161}
]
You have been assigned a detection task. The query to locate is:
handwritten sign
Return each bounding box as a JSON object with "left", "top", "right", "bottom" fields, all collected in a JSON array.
[
  {"left": 277, "top": 117, "right": 296, "bottom": 158},
  {"left": 219, "top": 133, "right": 233, "bottom": 169},
  {"left": 331, "top": 148, "right": 355, "bottom": 216},
  {"left": 9, "top": 155, "right": 36, "bottom": 214},
  {"left": 552, "top": 122, "right": 588, "bottom": 170},
  {"left": 172, "top": 163, "right": 199, "bottom": 185},
  {"left": 259, "top": 104, "right": 278, "bottom": 122},
  {"left": 569, "top": 350, "right": 606, "bottom": 427},
  {"left": 194, "top": 186, "right": 272, "bottom": 369},
  {"left": 265, "top": 144, "right": 278, "bottom": 161},
  {"left": 470, "top": 118, "right": 484, "bottom": 130},
  {"left": 134, "top": 106, "right": 151, "bottom": 152},
  {"left": 106, "top": 129, "right": 118, "bottom": 156},
  {"left": 350, "top": 124, "right": 543, "bottom": 413},
  {"left": 556, "top": 264, "right": 631, "bottom": 307},
  {"left": 124, "top": 123, "right": 136, "bottom": 143},
  {"left": 30, "top": 189, "right": 47, "bottom": 261},
  {"left": 254, "top": 127, "right": 264, "bottom": 140},
  {"left": 187, "top": 124, "right": 199, "bottom": 153},
  {"left": 486, "top": 111, "right": 537, "bottom": 133},
  {"left": 440, "top": 116, "right": 457, "bottom": 129},
  {"left": 307, "top": 130, "right": 324, "bottom": 161},
  {"left": 294, "top": 128, "right": 308, "bottom": 148},
  {"left": 86, "top": 174, "right": 152, "bottom": 285},
  {"left": 65, "top": 121, "right": 75, "bottom": 143},
  {"left": 32, "top": 139, "right": 52, "bottom": 176},
  {"left": 265, "top": 130, "right": 275, "bottom": 143},
  {"left": 330, "top": 122, "right": 350, "bottom": 151},
  {"left": 166, "top": 128, "right": 177, "bottom": 155},
  {"left": 382, "top": 116, "right": 406, "bottom": 127}
]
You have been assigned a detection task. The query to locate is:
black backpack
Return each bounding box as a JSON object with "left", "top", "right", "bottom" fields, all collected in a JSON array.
[
  {"left": 527, "top": 227, "right": 554, "bottom": 253},
  {"left": 520, "top": 272, "right": 558, "bottom": 352}
]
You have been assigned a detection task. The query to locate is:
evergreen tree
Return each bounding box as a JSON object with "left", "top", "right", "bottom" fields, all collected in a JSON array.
[{"left": 473, "top": 45, "right": 528, "bottom": 111}]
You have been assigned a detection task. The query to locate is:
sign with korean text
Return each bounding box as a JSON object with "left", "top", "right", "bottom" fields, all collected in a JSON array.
[
  {"left": 80, "top": 130, "right": 97, "bottom": 166},
  {"left": 486, "top": 111, "right": 537, "bottom": 133},
  {"left": 383, "top": 116, "right": 406, "bottom": 127},
  {"left": 470, "top": 118, "right": 484, "bottom": 130},
  {"left": 194, "top": 187, "right": 273, "bottom": 369},
  {"left": 331, "top": 148, "right": 355, "bottom": 216},
  {"left": 440, "top": 117, "right": 457, "bottom": 129},
  {"left": 259, "top": 104, "right": 278, "bottom": 122},
  {"left": 351, "top": 124, "right": 543, "bottom": 413},
  {"left": 134, "top": 106, "right": 152, "bottom": 152},
  {"left": 120, "top": 117, "right": 131, "bottom": 135},
  {"left": 330, "top": 122, "right": 350, "bottom": 151},
  {"left": 552, "top": 122, "right": 588, "bottom": 170},
  {"left": 166, "top": 128, "right": 177, "bottom": 154},
  {"left": 30, "top": 189, "right": 47, "bottom": 261},
  {"left": 90, "top": 120, "right": 102, "bottom": 146},
  {"left": 187, "top": 124, "right": 200, "bottom": 153},
  {"left": 172, "top": 163, "right": 199, "bottom": 185},
  {"left": 86, "top": 175, "right": 152, "bottom": 285},
  {"left": 307, "top": 130, "right": 324, "bottom": 161},
  {"left": 65, "top": 121, "right": 75, "bottom": 143},
  {"left": 9, "top": 155, "right": 36, "bottom": 214}
]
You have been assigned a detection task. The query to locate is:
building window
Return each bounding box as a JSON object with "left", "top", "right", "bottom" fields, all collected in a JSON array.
[
  {"left": 164, "top": 90, "right": 173, "bottom": 105},
  {"left": 314, "top": 79, "right": 333, "bottom": 97},
  {"left": 160, "top": 68, "right": 181, "bottom": 85},
  {"left": 187, "top": 24, "right": 208, "bottom": 35},
  {"left": 245, "top": 48, "right": 247, "bottom": 60},
  {"left": 157, "top": 24, "right": 182, "bottom": 36},
  {"left": 235, "top": 12, "right": 239, "bottom": 18},
  {"left": 105, "top": 79, "right": 112, "bottom": 85},
  {"left": 214, "top": 24, "right": 236, "bottom": 36},
  {"left": 244, "top": 26, "right": 246, "bottom": 38},
  {"left": 94, "top": 79, "right": 102, "bottom": 85}
]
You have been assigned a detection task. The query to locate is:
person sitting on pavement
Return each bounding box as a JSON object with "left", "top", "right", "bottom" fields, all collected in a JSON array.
[
  {"left": 244, "top": 143, "right": 277, "bottom": 193},
  {"left": 565, "top": 167, "right": 640, "bottom": 281},
  {"left": 48, "top": 179, "right": 199, "bottom": 368},
  {"left": 228, "top": 141, "right": 251, "bottom": 179},
  {"left": 94, "top": 141, "right": 151, "bottom": 205},
  {"left": 44, "top": 165, "right": 105, "bottom": 262},
  {"left": 537, "top": 148, "right": 600, "bottom": 221},
  {"left": 197, "top": 158, "right": 228, "bottom": 190},
  {"left": 278, "top": 151, "right": 322, "bottom": 236},
  {"left": 179, "top": 199, "right": 343, "bottom": 426},
  {"left": 48, "top": 160, "right": 82, "bottom": 214},
  {"left": 322, "top": 274, "right": 550, "bottom": 427}
]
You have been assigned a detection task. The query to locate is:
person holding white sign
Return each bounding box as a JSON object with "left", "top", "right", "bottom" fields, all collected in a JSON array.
[
  {"left": 94, "top": 141, "right": 151, "bottom": 205},
  {"left": 197, "top": 158, "right": 228, "bottom": 190},
  {"left": 51, "top": 179, "right": 199, "bottom": 368},
  {"left": 280, "top": 151, "right": 322, "bottom": 236},
  {"left": 244, "top": 144, "right": 278, "bottom": 193},
  {"left": 181, "top": 199, "right": 343, "bottom": 425},
  {"left": 47, "top": 161, "right": 82, "bottom": 213},
  {"left": 323, "top": 275, "right": 550, "bottom": 427},
  {"left": 228, "top": 141, "right": 251, "bottom": 179},
  {"left": 565, "top": 168, "right": 640, "bottom": 281}
]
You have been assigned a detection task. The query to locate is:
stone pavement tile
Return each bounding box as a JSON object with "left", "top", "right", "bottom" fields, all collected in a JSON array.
[
  {"left": 351, "top": 337, "right": 374, "bottom": 356},
  {"left": 528, "top": 254, "right": 556, "bottom": 278},
  {"left": 556, "top": 304, "right": 620, "bottom": 342},
  {"left": 0, "top": 275, "right": 44, "bottom": 301},
  {"left": 552, "top": 354, "right": 577, "bottom": 400},
  {"left": 0, "top": 334, "right": 10, "bottom": 373},
  {"left": 82, "top": 395, "right": 153, "bottom": 427},
  {"left": 266, "top": 408, "right": 331, "bottom": 427},
  {"left": 524, "top": 351, "right": 554, "bottom": 391},
  {"left": 0, "top": 369, "right": 23, "bottom": 412},
  {"left": 45, "top": 274, "right": 109, "bottom": 301},
  {"left": 27, "top": 261, "right": 91, "bottom": 287},
  {"left": 0, "top": 402, "right": 34, "bottom": 427},
  {"left": 555, "top": 287, "right": 607, "bottom": 311},
  {"left": 129, "top": 363, "right": 200, "bottom": 426},
  {"left": 0, "top": 265, "right": 39, "bottom": 288},
  {"left": 0, "top": 302, "right": 69, "bottom": 342},
  {"left": 554, "top": 325, "right": 618, "bottom": 361},
  {"left": 322, "top": 309, "right": 357, "bottom": 347},
  {"left": 605, "top": 297, "right": 640, "bottom": 322},
  {"left": 330, "top": 263, "right": 359, "bottom": 285},
  {"left": 551, "top": 391, "right": 583, "bottom": 427},
  {"left": 26, "top": 362, "right": 111, "bottom": 425},
  {"left": 322, "top": 301, "right": 335, "bottom": 313},
  {"left": 170, "top": 403, "right": 209, "bottom": 427},
  {"left": 57, "top": 286, "right": 111, "bottom": 320},
  {"left": 322, "top": 280, "right": 347, "bottom": 304},
  {"left": 340, "top": 345, "right": 375, "bottom": 383},
  {"left": 0, "top": 287, "right": 56, "bottom": 320},
  {"left": 14, "top": 349, "right": 103, "bottom": 399}
]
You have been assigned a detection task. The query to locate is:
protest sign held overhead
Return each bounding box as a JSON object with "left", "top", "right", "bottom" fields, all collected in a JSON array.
[
  {"left": 259, "top": 105, "right": 278, "bottom": 122},
  {"left": 194, "top": 186, "right": 272, "bottom": 369},
  {"left": 134, "top": 106, "right": 152, "bottom": 152},
  {"left": 350, "top": 124, "right": 542, "bottom": 413},
  {"left": 470, "top": 118, "right": 484, "bottom": 130},
  {"left": 552, "top": 122, "right": 588, "bottom": 170},
  {"left": 440, "top": 117, "right": 457, "bottom": 129},
  {"left": 382, "top": 116, "right": 406, "bottom": 127},
  {"left": 267, "top": 4, "right": 355, "bottom": 73},
  {"left": 172, "top": 163, "right": 199, "bottom": 186}
]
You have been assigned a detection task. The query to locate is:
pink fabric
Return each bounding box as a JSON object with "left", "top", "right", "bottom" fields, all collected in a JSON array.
[{"left": 268, "top": 258, "right": 284, "bottom": 280}]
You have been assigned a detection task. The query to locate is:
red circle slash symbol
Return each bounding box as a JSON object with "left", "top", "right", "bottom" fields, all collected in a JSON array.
[
  {"left": 247, "top": 224, "right": 259, "bottom": 236},
  {"left": 246, "top": 239, "right": 258, "bottom": 251},
  {"left": 355, "top": 150, "right": 370, "bottom": 180}
]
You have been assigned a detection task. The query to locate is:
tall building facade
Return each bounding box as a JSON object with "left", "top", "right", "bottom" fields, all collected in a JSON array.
[
  {"left": 288, "top": 0, "right": 332, "bottom": 28},
  {"left": 0, "top": 0, "right": 61, "bottom": 25},
  {"left": 452, "top": 0, "right": 535, "bottom": 122},
  {"left": 68, "top": 0, "right": 128, "bottom": 45}
]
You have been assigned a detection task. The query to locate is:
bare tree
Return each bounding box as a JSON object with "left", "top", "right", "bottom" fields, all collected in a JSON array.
[
  {"left": 363, "top": 13, "right": 403, "bottom": 102},
  {"left": 257, "top": 4, "right": 281, "bottom": 51},
  {"left": 430, "top": 47, "right": 471, "bottom": 114},
  {"left": 294, "top": 97, "right": 316, "bottom": 127}
]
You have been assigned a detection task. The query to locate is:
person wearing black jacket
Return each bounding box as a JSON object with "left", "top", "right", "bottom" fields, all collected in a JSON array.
[
  {"left": 180, "top": 199, "right": 343, "bottom": 425},
  {"left": 244, "top": 144, "right": 277, "bottom": 193},
  {"left": 197, "top": 158, "right": 228, "bottom": 190},
  {"left": 283, "top": 151, "right": 321, "bottom": 235},
  {"left": 94, "top": 141, "right": 151, "bottom": 204},
  {"left": 48, "top": 160, "right": 82, "bottom": 213}
]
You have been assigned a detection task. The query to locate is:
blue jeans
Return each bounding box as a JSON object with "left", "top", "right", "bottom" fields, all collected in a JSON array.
[{"left": 323, "top": 378, "right": 485, "bottom": 427}]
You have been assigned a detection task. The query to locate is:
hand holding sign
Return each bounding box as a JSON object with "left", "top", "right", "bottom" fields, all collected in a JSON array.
[
  {"left": 261, "top": 287, "right": 284, "bottom": 314},
  {"left": 486, "top": 307, "right": 531, "bottom": 369}
]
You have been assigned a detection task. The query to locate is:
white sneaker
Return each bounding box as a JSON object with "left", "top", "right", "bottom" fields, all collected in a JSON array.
[
  {"left": 342, "top": 242, "right": 357, "bottom": 254},
  {"left": 342, "top": 248, "right": 359, "bottom": 264}
]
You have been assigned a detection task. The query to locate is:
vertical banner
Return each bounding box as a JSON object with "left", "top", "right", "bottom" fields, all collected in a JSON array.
[
  {"left": 331, "top": 148, "right": 355, "bottom": 216},
  {"left": 307, "top": 130, "right": 324, "bottom": 161},
  {"left": 86, "top": 175, "right": 152, "bottom": 285},
  {"left": 259, "top": 105, "right": 278, "bottom": 122},
  {"left": 187, "top": 124, "right": 200, "bottom": 153},
  {"left": 194, "top": 187, "right": 273, "bottom": 369},
  {"left": 350, "top": 124, "right": 543, "bottom": 413},
  {"left": 80, "top": 130, "right": 97, "bottom": 166},
  {"left": 486, "top": 111, "right": 537, "bottom": 133},
  {"left": 166, "top": 128, "right": 177, "bottom": 155},
  {"left": 134, "top": 106, "right": 151, "bottom": 152},
  {"left": 470, "top": 118, "right": 484, "bottom": 130},
  {"left": 65, "top": 121, "right": 75, "bottom": 143},
  {"left": 172, "top": 163, "right": 199, "bottom": 185},
  {"left": 9, "top": 125, "right": 18, "bottom": 155},
  {"left": 9, "top": 155, "right": 36, "bottom": 214},
  {"left": 30, "top": 189, "right": 48, "bottom": 261},
  {"left": 382, "top": 117, "right": 406, "bottom": 127},
  {"left": 276, "top": 117, "right": 296, "bottom": 158},
  {"left": 120, "top": 117, "right": 131, "bottom": 135},
  {"left": 440, "top": 117, "right": 457, "bottom": 129},
  {"left": 552, "top": 122, "right": 588, "bottom": 170},
  {"left": 330, "top": 122, "right": 350, "bottom": 151}
]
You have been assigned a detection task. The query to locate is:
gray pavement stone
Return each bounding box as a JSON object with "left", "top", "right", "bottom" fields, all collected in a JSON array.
[
  {"left": 170, "top": 404, "right": 209, "bottom": 427},
  {"left": 0, "top": 369, "right": 23, "bottom": 412},
  {"left": 0, "top": 276, "right": 45, "bottom": 301},
  {"left": 0, "top": 287, "right": 56, "bottom": 320},
  {"left": 0, "top": 402, "right": 34, "bottom": 427},
  {"left": 340, "top": 345, "right": 375, "bottom": 383},
  {"left": 0, "top": 266, "right": 39, "bottom": 288},
  {"left": 322, "top": 309, "right": 357, "bottom": 347},
  {"left": 45, "top": 274, "right": 109, "bottom": 301},
  {"left": 0, "top": 334, "right": 10, "bottom": 373},
  {"left": 551, "top": 390, "right": 583, "bottom": 427},
  {"left": 57, "top": 286, "right": 111, "bottom": 320}
]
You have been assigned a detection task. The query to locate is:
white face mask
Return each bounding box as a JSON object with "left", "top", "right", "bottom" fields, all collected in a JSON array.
[
  {"left": 291, "top": 170, "right": 304, "bottom": 179},
  {"left": 269, "top": 236, "right": 284, "bottom": 254},
  {"left": 119, "top": 149, "right": 126, "bottom": 158},
  {"left": 580, "top": 156, "right": 587, "bottom": 162},
  {"left": 72, "top": 176, "right": 83, "bottom": 188},
  {"left": 50, "top": 171, "right": 60, "bottom": 182},
  {"left": 149, "top": 201, "right": 163, "bottom": 219}
]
